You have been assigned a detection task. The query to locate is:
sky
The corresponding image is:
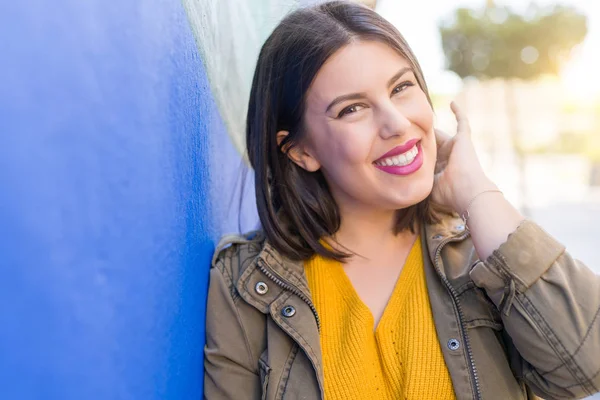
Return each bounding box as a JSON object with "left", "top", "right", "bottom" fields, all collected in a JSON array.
[{"left": 375, "top": 0, "right": 600, "bottom": 99}]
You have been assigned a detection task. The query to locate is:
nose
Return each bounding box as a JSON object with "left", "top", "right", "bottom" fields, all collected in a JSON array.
[{"left": 378, "top": 102, "right": 411, "bottom": 139}]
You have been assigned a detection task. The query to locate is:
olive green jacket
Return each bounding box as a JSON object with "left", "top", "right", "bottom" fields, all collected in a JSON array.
[{"left": 204, "top": 217, "right": 600, "bottom": 399}]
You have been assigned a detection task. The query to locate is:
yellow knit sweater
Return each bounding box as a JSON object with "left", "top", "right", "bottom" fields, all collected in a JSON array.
[{"left": 304, "top": 237, "right": 456, "bottom": 400}]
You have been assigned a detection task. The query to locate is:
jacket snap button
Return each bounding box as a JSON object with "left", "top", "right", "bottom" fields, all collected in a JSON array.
[
  {"left": 255, "top": 281, "right": 269, "bottom": 295},
  {"left": 281, "top": 305, "right": 296, "bottom": 318},
  {"left": 456, "top": 224, "right": 466, "bottom": 232},
  {"left": 432, "top": 234, "right": 444, "bottom": 240},
  {"left": 447, "top": 338, "right": 460, "bottom": 351}
]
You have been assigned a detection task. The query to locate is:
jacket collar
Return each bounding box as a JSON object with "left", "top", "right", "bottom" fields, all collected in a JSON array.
[
  {"left": 258, "top": 240, "right": 313, "bottom": 297},
  {"left": 233, "top": 234, "right": 314, "bottom": 314},
  {"left": 239, "top": 213, "right": 468, "bottom": 305},
  {"left": 423, "top": 214, "right": 469, "bottom": 273}
]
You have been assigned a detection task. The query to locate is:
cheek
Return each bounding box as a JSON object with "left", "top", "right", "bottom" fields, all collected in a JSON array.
[
  {"left": 421, "top": 125, "right": 437, "bottom": 168},
  {"left": 426, "top": 136, "right": 437, "bottom": 169},
  {"left": 404, "top": 94, "right": 434, "bottom": 133},
  {"left": 317, "top": 123, "right": 376, "bottom": 166}
]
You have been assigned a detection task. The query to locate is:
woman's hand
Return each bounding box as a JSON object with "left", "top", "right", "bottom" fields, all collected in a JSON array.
[
  {"left": 432, "top": 102, "right": 524, "bottom": 259},
  {"left": 431, "top": 102, "right": 498, "bottom": 214}
]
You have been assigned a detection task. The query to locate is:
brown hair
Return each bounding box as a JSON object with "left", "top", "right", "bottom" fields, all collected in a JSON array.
[{"left": 246, "top": 0, "right": 445, "bottom": 262}]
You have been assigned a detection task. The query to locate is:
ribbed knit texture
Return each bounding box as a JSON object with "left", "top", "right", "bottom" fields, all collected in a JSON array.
[{"left": 304, "top": 237, "right": 456, "bottom": 400}]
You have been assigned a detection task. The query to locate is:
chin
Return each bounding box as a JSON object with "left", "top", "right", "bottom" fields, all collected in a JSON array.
[{"left": 390, "top": 180, "right": 433, "bottom": 209}]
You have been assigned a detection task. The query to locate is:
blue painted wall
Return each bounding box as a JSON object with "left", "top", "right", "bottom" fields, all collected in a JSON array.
[{"left": 0, "top": 0, "right": 252, "bottom": 398}]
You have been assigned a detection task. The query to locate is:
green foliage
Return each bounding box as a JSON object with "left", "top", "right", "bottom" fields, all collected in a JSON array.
[{"left": 439, "top": 4, "right": 588, "bottom": 80}]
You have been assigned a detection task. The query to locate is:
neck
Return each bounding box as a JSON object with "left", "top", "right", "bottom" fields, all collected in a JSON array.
[{"left": 329, "top": 205, "right": 417, "bottom": 260}]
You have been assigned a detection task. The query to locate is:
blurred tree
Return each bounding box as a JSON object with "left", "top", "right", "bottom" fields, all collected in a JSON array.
[
  {"left": 439, "top": 4, "right": 587, "bottom": 214},
  {"left": 439, "top": 4, "right": 587, "bottom": 80}
]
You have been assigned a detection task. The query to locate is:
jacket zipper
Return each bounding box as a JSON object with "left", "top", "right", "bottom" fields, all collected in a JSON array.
[
  {"left": 257, "top": 260, "right": 321, "bottom": 331},
  {"left": 256, "top": 233, "right": 479, "bottom": 398},
  {"left": 433, "top": 231, "right": 482, "bottom": 400}
]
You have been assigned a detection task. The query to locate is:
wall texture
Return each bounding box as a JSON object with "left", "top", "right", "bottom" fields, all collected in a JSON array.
[
  {"left": 0, "top": 0, "right": 312, "bottom": 396},
  {"left": 0, "top": 0, "right": 232, "bottom": 398},
  {"left": 182, "top": 0, "right": 297, "bottom": 154}
]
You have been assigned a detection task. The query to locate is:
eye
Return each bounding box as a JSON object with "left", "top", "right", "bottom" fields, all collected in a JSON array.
[
  {"left": 338, "top": 104, "right": 365, "bottom": 118},
  {"left": 392, "top": 81, "right": 414, "bottom": 95}
]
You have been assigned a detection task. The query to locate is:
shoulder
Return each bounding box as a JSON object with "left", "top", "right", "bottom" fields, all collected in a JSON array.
[{"left": 211, "top": 230, "right": 266, "bottom": 288}]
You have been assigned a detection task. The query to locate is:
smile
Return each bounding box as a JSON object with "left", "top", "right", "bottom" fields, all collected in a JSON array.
[
  {"left": 374, "top": 144, "right": 418, "bottom": 167},
  {"left": 373, "top": 141, "right": 423, "bottom": 176}
]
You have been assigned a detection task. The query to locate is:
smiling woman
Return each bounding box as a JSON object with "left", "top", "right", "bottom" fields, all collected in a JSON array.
[
  {"left": 294, "top": 42, "right": 436, "bottom": 217},
  {"left": 267, "top": 37, "right": 444, "bottom": 263},
  {"left": 204, "top": 1, "right": 600, "bottom": 399}
]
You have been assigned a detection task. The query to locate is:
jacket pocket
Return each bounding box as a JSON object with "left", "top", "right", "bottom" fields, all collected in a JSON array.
[
  {"left": 258, "top": 354, "right": 271, "bottom": 400},
  {"left": 459, "top": 284, "right": 503, "bottom": 330},
  {"left": 459, "top": 285, "right": 529, "bottom": 399}
]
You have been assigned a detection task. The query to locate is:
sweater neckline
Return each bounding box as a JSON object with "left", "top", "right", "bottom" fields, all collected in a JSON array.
[{"left": 323, "top": 236, "right": 423, "bottom": 333}]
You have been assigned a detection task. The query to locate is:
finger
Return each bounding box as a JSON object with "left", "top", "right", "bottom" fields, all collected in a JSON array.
[
  {"left": 434, "top": 158, "right": 447, "bottom": 174},
  {"left": 434, "top": 128, "right": 452, "bottom": 148},
  {"left": 450, "top": 101, "right": 471, "bottom": 137},
  {"left": 434, "top": 128, "right": 453, "bottom": 162}
]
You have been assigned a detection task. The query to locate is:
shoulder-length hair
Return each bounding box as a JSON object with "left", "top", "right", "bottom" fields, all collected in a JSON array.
[{"left": 246, "top": 0, "right": 445, "bottom": 262}]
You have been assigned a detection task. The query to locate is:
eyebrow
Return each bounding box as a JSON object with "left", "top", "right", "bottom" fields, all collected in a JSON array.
[{"left": 325, "top": 67, "right": 413, "bottom": 113}]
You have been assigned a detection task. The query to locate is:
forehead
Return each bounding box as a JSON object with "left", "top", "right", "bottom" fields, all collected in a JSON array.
[{"left": 307, "top": 40, "right": 412, "bottom": 106}]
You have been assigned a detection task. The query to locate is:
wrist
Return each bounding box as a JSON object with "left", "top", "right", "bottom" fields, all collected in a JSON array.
[{"left": 454, "top": 177, "right": 498, "bottom": 214}]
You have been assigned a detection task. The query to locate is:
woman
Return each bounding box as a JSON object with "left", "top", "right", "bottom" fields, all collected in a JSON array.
[{"left": 204, "top": 1, "right": 600, "bottom": 399}]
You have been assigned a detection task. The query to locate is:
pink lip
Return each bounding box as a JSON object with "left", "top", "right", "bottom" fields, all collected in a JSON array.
[
  {"left": 375, "top": 138, "right": 420, "bottom": 163},
  {"left": 374, "top": 142, "right": 423, "bottom": 176}
]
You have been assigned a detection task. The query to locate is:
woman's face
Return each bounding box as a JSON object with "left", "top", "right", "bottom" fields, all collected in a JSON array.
[{"left": 299, "top": 40, "right": 437, "bottom": 214}]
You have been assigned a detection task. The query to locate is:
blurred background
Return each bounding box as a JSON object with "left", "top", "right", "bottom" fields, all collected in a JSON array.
[
  {"left": 377, "top": 0, "right": 600, "bottom": 279},
  {"left": 1, "top": 0, "right": 597, "bottom": 398}
]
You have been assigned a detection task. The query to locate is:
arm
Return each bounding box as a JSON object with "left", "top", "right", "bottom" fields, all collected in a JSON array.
[
  {"left": 434, "top": 102, "right": 600, "bottom": 398},
  {"left": 433, "top": 101, "right": 525, "bottom": 261},
  {"left": 470, "top": 219, "right": 600, "bottom": 399},
  {"left": 204, "top": 266, "right": 261, "bottom": 399}
]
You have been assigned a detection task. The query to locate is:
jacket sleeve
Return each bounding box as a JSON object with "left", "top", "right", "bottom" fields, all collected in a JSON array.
[
  {"left": 204, "top": 265, "right": 261, "bottom": 399},
  {"left": 470, "top": 220, "right": 600, "bottom": 400}
]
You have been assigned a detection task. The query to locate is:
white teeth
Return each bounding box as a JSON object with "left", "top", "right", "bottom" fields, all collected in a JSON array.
[{"left": 376, "top": 145, "right": 418, "bottom": 167}]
